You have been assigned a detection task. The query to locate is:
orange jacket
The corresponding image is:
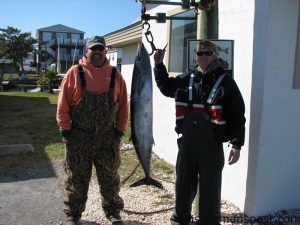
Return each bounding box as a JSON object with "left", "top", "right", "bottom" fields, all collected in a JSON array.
[{"left": 56, "top": 57, "right": 128, "bottom": 133}]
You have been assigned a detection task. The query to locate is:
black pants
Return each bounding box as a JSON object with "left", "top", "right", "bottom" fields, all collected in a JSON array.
[{"left": 175, "top": 111, "right": 224, "bottom": 225}]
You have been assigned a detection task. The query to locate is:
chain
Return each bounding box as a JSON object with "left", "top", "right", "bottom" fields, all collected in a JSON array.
[
  {"left": 141, "top": 0, "right": 146, "bottom": 16},
  {"left": 139, "top": 0, "right": 204, "bottom": 55},
  {"left": 142, "top": 21, "right": 157, "bottom": 55},
  {"left": 141, "top": 0, "right": 157, "bottom": 56},
  {"left": 190, "top": 0, "right": 200, "bottom": 15},
  {"left": 193, "top": 2, "right": 199, "bottom": 15}
]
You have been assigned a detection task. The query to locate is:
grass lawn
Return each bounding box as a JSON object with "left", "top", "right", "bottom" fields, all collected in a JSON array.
[
  {"left": 0, "top": 92, "right": 175, "bottom": 184},
  {"left": 0, "top": 92, "right": 62, "bottom": 169}
]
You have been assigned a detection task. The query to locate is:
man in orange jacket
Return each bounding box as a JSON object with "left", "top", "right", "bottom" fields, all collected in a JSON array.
[{"left": 56, "top": 36, "right": 128, "bottom": 225}]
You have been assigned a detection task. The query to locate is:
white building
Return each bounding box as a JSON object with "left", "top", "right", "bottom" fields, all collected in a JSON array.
[
  {"left": 104, "top": 0, "right": 300, "bottom": 217},
  {"left": 23, "top": 52, "right": 36, "bottom": 72},
  {"left": 106, "top": 48, "right": 122, "bottom": 72}
]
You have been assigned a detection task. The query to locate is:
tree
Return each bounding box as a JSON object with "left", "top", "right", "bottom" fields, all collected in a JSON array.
[
  {"left": 46, "top": 70, "right": 57, "bottom": 94},
  {"left": 0, "top": 26, "right": 37, "bottom": 76},
  {"left": 37, "top": 70, "right": 57, "bottom": 94}
]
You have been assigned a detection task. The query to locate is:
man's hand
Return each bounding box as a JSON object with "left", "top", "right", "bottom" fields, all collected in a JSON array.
[
  {"left": 154, "top": 49, "right": 165, "bottom": 65},
  {"left": 228, "top": 148, "right": 240, "bottom": 165},
  {"left": 61, "top": 130, "right": 71, "bottom": 143},
  {"left": 114, "top": 128, "right": 124, "bottom": 143}
]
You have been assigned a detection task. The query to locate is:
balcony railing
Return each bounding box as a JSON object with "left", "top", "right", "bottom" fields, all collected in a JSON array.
[
  {"left": 57, "top": 54, "right": 83, "bottom": 61},
  {"left": 56, "top": 38, "right": 85, "bottom": 46}
]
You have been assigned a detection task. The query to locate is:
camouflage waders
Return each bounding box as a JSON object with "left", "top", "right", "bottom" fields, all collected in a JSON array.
[
  {"left": 174, "top": 109, "right": 224, "bottom": 225},
  {"left": 63, "top": 66, "right": 123, "bottom": 221}
]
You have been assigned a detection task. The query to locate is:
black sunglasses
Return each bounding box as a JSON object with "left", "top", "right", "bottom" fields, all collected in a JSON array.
[
  {"left": 196, "top": 50, "right": 215, "bottom": 56},
  {"left": 90, "top": 45, "right": 105, "bottom": 51}
]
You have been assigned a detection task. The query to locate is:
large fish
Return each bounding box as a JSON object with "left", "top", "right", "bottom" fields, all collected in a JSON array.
[{"left": 130, "top": 42, "right": 163, "bottom": 189}]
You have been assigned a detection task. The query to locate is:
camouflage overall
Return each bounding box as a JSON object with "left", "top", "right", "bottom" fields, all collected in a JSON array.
[{"left": 63, "top": 66, "right": 124, "bottom": 221}]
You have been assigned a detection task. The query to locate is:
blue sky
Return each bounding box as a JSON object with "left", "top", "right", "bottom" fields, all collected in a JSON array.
[{"left": 0, "top": 0, "right": 141, "bottom": 38}]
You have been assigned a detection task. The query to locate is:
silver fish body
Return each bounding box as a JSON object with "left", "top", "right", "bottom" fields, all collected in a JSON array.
[{"left": 130, "top": 42, "right": 163, "bottom": 189}]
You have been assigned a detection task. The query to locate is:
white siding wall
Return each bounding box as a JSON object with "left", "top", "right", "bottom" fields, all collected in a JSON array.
[
  {"left": 245, "top": 0, "right": 300, "bottom": 216},
  {"left": 120, "top": 44, "right": 139, "bottom": 94},
  {"left": 144, "top": 4, "right": 181, "bottom": 165},
  {"left": 107, "top": 51, "right": 118, "bottom": 67},
  {"left": 218, "top": 0, "right": 254, "bottom": 211}
]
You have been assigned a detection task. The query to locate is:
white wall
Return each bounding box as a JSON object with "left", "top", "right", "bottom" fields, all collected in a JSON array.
[
  {"left": 120, "top": 44, "right": 139, "bottom": 94},
  {"left": 245, "top": 0, "right": 300, "bottom": 216},
  {"left": 106, "top": 50, "right": 117, "bottom": 67},
  {"left": 143, "top": 4, "right": 180, "bottom": 165},
  {"left": 218, "top": 0, "right": 254, "bottom": 211}
]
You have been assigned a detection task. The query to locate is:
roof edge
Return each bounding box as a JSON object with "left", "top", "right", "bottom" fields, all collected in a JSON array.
[{"left": 103, "top": 20, "right": 142, "bottom": 38}]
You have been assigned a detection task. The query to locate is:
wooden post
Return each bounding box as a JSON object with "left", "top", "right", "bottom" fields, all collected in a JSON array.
[{"left": 199, "top": 0, "right": 218, "bottom": 39}]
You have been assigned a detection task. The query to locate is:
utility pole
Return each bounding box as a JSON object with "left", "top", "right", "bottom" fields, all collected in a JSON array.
[{"left": 197, "top": 0, "right": 218, "bottom": 39}]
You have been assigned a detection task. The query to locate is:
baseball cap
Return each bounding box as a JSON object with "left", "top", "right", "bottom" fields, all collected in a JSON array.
[{"left": 86, "top": 36, "right": 106, "bottom": 49}]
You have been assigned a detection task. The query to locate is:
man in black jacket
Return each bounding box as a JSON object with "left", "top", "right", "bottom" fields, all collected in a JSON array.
[{"left": 153, "top": 40, "right": 245, "bottom": 225}]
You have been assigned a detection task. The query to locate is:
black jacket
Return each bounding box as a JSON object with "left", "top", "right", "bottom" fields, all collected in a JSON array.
[{"left": 154, "top": 59, "right": 246, "bottom": 149}]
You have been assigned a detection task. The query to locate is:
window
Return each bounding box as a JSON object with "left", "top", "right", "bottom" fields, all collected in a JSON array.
[
  {"left": 169, "top": 10, "right": 197, "bottom": 73},
  {"left": 56, "top": 33, "right": 67, "bottom": 44},
  {"left": 58, "top": 47, "right": 68, "bottom": 60},
  {"left": 71, "top": 49, "right": 79, "bottom": 58},
  {"left": 71, "top": 33, "right": 80, "bottom": 44},
  {"left": 42, "top": 32, "right": 52, "bottom": 42}
]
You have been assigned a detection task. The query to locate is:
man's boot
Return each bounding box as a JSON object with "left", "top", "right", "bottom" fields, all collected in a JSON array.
[
  {"left": 65, "top": 217, "right": 80, "bottom": 225},
  {"left": 170, "top": 213, "right": 191, "bottom": 225},
  {"left": 108, "top": 214, "right": 124, "bottom": 225}
]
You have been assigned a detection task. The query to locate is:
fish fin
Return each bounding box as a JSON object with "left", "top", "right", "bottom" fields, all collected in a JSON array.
[{"left": 130, "top": 177, "right": 163, "bottom": 189}]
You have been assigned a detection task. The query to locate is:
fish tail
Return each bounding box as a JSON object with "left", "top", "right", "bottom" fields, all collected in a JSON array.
[{"left": 130, "top": 176, "right": 163, "bottom": 189}]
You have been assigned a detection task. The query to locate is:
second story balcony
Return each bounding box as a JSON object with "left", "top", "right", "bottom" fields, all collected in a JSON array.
[
  {"left": 58, "top": 53, "right": 83, "bottom": 61},
  {"left": 56, "top": 38, "right": 85, "bottom": 47}
]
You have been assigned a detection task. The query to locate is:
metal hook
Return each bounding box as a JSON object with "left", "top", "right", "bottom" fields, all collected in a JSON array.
[
  {"left": 145, "top": 31, "right": 157, "bottom": 55},
  {"left": 142, "top": 21, "right": 157, "bottom": 55},
  {"left": 142, "top": 21, "right": 151, "bottom": 33}
]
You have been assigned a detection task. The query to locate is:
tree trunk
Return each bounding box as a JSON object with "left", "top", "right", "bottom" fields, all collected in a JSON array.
[
  {"left": 13, "top": 63, "right": 20, "bottom": 76},
  {"left": 20, "top": 62, "right": 25, "bottom": 75},
  {"left": 49, "top": 82, "right": 54, "bottom": 94}
]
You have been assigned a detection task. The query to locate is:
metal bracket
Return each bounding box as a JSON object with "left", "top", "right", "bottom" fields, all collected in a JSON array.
[
  {"left": 137, "top": 0, "right": 190, "bottom": 9},
  {"left": 138, "top": 0, "right": 200, "bottom": 55},
  {"left": 142, "top": 13, "right": 197, "bottom": 23}
]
